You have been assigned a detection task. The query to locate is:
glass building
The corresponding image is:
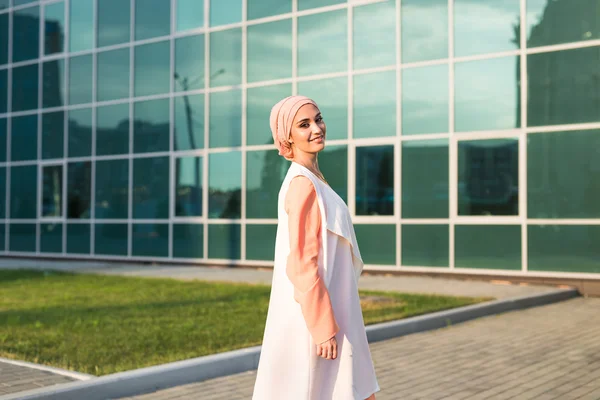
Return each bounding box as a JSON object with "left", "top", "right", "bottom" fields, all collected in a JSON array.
[{"left": 1, "top": 0, "right": 599, "bottom": 279}]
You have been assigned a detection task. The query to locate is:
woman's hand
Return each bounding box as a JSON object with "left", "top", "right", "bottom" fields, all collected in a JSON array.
[{"left": 316, "top": 336, "right": 337, "bottom": 360}]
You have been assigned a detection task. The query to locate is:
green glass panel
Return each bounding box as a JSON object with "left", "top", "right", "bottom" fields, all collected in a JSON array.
[
  {"left": 401, "top": 0, "right": 448, "bottom": 63},
  {"left": 14, "top": 0, "right": 37, "bottom": 5},
  {"left": 0, "top": 167, "right": 5, "bottom": 218},
  {"left": 133, "top": 157, "right": 169, "bottom": 219},
  {"left": 9, "top": 224, "right": 36, "bottom": 252},
  {"left": 207, "top": 224, "right": 240, "bottom": 260},
  {"left": 248, "top": 0, "right": 291, "bottom": 20},
  {"left": 13, "top": 6, "right": 40, "bottom": 62},
  {"left": 175, "top": 156, "right": 202, "bottom": 217},
  {"left": 354, "top": 70, "right": 396, "bottom": 139},
  {"left": 210, "top": 28, "right": 242, "bottom": 87},
  {"left": 455, "top": 225, "right": 521, "bottom": 270},
  {"left": 402, "top": 224, "right": 449, "bottom": 267},
  {"left": 246, "top": 150, "right": 287, "bottom": 219},
  {"left": 0, "top": 69, "right": 6, "bottom": 113},
  {"left": 455, "top": 56, "right": 519, "bottom": 132},
  {"left": 68, "top": 108, "right": 92, "bottom": 158},
  {"left": 246, "top": 224, "right": 276, "bottom": 261},
  {"left": 134, "top": 41, "right": 170, "bottom": 97},
  {"left": 42, "top": 165, "right": 63, "bottom": 217},
  {"left": 402, "top": 140, "right": 448, "bottom": 218},
  {"left": 66, "top": 223, "right": 90, "bottom": 254},
  {"left": 298, "top": 10, "right": 347, "bottom": 76},
  {"left": 353, "top": 0, "right": 396, "bottom": 70},
  {"left": 247, "top": 19, "right": 292, "bottom": 83},
  {"left": 209, "top": 90, "right": 241, "bottom": 148},
  {"left": 67, "top": 161, "right": 92, "bottom": 219},
  {"left": 42, "top": 59, "right": 65, "bottom": 109},
  {"left": 209, "top": 152, "right": 241, "bottom": 219},
  {"left": 132, "top": 223, "right": 168, "bottom": 257},
  {"left": 11, "top": 115, "right": 38, "bottom": 161},
  {"left": 40, "top": 223, "right": 62, "bottom": 253},
  {"left": 174, "top": 94, "right": 204, "bottom": 151},
  {"left": 135, "top": 0, "right": 170, "bottom": 40},
  {"left": 528, "top": 47, "right": 600, "bottom": 127},
  {"left": 97, "top": 48, "right": 130, "bottom": 101},
  {"left": 458, "top": 139, "right": 519, "bottom": 216},
  {"left": 355, "top": 224, "right": 396, "bottom": 265},
  {"left": 174, "top": 34, "right": 205, "bottom": 92},
  {"left": 133, "top": 99, "right": 170, "bottom": 153},
  {"left": 176, "top": 0, "right": 204, "bottom": 32},
  {"left": 320, "top": 144, "right": 348, "bottom": 203},
  {"left": 529, "top": 225, "right": 600, "bottom": 274},
  {"left": 44, "top": 1, "right": 65, "bottom": 55},
  {"left": 0, "top": 14, "right": 7, "bottom": 65},
  {"left": 12, "top": 64, "right": 39, "bottom": 112},
  {"left": 299, "top": 0, "right": 344, "bottom": 11},
  {"left": 173, "top": 224, "right": 203, "bottom": 258},
  {"left": 528, "top": 129, "right": 600, "bottom": 218},
  {"left": 98, "top": 0, "right": 130, "bottom": 47},
  {"left": 402, "top": 64, "right": 449, "bottom": 135},
  {"left": 10, "top": 166, "right": 37, "bottom": 219},
  {"left": 247, "top": 84, "right": 292, "bottom": 146},
  {"left": 69, "top": 0, "right": 93, "bottom": 52},
  {"left": 0, "top": 224, "right": 4, "bottom": 251},
  {"left": 0, "top": 1, "right": 7, "bottom": 8},
  {"left": 210, "top": 0, "right": 241, "bottom": 26},
  {"left": 42, "top": 111, "right": 64, "bottom": 160},
  {"left": 298, "top": 77, "right": 347, "bottom": 141},
  {"left": 0, "top": 119, "right": 5, "bottom": 162},
  {"left": 69, "top": 54, "right": 92, "bottom": 105},
  {"left": 97, "top": 103, "right": 130, "bottom": 156},
  {"left": 94, "top": 223, "right": 128, "bottom": 256},
  {"left": 95, "top": 159, "right": 129, "bottom": 219},
  {"left": 356, "top": 145, "right": 394, "bottom": 216}
]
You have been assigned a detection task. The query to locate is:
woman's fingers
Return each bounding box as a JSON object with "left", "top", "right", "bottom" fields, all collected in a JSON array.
[{"left": 316, "top": 339, "right": 338, "bottom": 360}]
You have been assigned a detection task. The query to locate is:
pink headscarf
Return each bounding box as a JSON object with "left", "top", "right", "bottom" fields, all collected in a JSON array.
[{"left": 269, "top": 95, "right": 319, "bottom": 160}]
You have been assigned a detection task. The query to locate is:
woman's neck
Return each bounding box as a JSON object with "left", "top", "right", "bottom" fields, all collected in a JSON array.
[{"left": 293, "top": 155, "right": 319, "bottom": 172}]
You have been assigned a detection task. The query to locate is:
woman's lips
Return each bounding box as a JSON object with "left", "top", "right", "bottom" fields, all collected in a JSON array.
[{"left": 311, "top": 136, "right": 324, "bottom": 143}]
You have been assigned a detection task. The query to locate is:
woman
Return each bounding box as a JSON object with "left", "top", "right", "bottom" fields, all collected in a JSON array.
[{"left": 253, "top": 95, "right": 379, "bottom": 400}]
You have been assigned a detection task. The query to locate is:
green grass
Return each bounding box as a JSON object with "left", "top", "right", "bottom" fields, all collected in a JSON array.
[{"left": 0, "top": 269, "right": 487, "bottom": 376}]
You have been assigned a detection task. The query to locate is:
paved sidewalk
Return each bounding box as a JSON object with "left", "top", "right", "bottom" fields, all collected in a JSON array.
[{"left": 0, "top": 361, "right": 76, "bottom": 397}]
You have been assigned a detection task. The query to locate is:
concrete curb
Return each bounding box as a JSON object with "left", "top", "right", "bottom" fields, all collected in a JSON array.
[
  {"left": 1, "top": 288, "right": 578, "bottom": 400},
  {"left": 0, "top": 358, "right": 93, "bottom": 381}
]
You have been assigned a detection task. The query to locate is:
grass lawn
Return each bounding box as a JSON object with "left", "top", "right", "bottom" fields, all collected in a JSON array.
[{"left": 0, "top": 269, "right": 488, "bottom": 376}]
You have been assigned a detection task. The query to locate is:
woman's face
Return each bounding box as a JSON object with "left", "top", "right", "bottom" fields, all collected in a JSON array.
[{"left": 289, "top": 104, "right": 326, "bottom": 158}]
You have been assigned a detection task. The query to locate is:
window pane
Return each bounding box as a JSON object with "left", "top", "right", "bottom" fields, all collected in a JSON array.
[
  {"left": 134, "top": 40, "right": 170, "bottom": 97},
  {"left": 9, "top": 224, "right": 36, "bottom": 252},
  {"left": 133, "top": 98, "right": 170, "bottom": 153},
  {"left": 67, "top": 223, "right": 90, "bottom": 254},
  {"left": 133, "top": 156, "right": 169, "bottom": 219},
  {"left": 95, "top": 160, "right": 129, "bottom": 219},
  {"left": 247, "top": 84, "right": 291, "bottom": 146},
  {"left": 132, "top": 223, "right": 168, "bottom": 257},
  {"left": 298, "top": 10, "right": 347, "bottom": 76},
  {"left": 298, "top": 77, "right": 347, "bottom": 141},
  {"left": 356, "top": 145, "right": 394, "bottom": 216},
  {"left": 97, "top": 103, "right": 130, "bottom": 156},
  {"left": 12, "top": 64, "right": 39, "bottom": 112},
  {"left": 69, "top": 54, "right": 93, "bottom": 105},
  {"left": 246, "top": 149, "right": 287, "bottom": 219},
  {"left": 69, "top": 0, "right": 93, "bottom": 52},
  {"left": 354, "top": 70, "right": 396, "bottom": 139},
  {"left": 0, "top": 167, "right": 5, "bottom": 218},
  {"left": 67, "top": 161, "right": 91, "bottom": 219},
  {"left": 10, "top": 166, "right": 37, "bottom": 219},
  {"left": 207, "top": 224, "right": 240, "bottom": 260},
  {"left": 175, "top": 156, "right": 202, "bottom": 217},
  {"left": 455, "top": 56, "right": 519, "bottom": 132},
  {"left": 0, "top": 14, "right": 8, "bottom": 65},
  {"left": 173, "top": 223, "right": 203, "bottom": 258},
  {"left": 176, "top": 0, "right": 204, "bottom": 32},
  {"left": 528, "top": 47, "right": 600, "bottom": 127},
  {"left": 135, "top": 0, "right": 170, "bottom": 40},
  {"left": 174, "top": 34, "right": 205, "bottom": 92},
  {"left": 209, "top": 90, "right": 241, "bottom": 148},
  {"left": 210, "top": 28, "right": 242, "bottom": 87},
  {"left": 248, "top": 0, "right": 291, "bottom": 20},
  {"left": 246, "top": 224, "right": 276, "bottom": 261},
  {"left": 210, "top": 0, "right": 241, "bottom": 26},
  {"left": 42, "top": 165, "right": 63, "bottom": 217},
  {"left": 44, "top": 1, "right": 65, "bottom": 55},
  {"left": 320, "top": 144, "right": 348, "bottom": 203},
  {"left": 0, "top": 119, "right": 6, "bottom": 162},
  {"left": 43, "top": 59, "right": 65, "bottom": 108},
  {"left": 402, "top": 224, "right": 448, "bottom": 267},
  {"left": 0, "top": 69, "right": 6, "bottom": 113},
  {"left": 353, "top": 0, "right": 396, "bottom": 70},
  {"left": 209, "top": 151, "right": 241, "bottom": 218},
  {"left": 354, "top": 224, "right": 396, "bottom": 265},
  {"left": 299, "top": 0, "right": 344, "bottom": 11},
  {"left": 174, "top": 94, "right": 204, "bottom": 151},
  {"left": 94, "top": 223, "right": 128, "bottom": 256},
  {"left": 42, "top": 112, "right": 64, "bottom": 160},
  {"left": 402, "top": 140, "right": 448, "bottom": 218},
  {"left": 247, "top": 19, "right": 292, "bottom": 83},
  {"left": 14, "top": 0, "right": 37, "bottom": 6},
  {"left": 529, "top": 225, "right": 600, "bottom": 274},
  {"left": 455, "top": 225, "right": 521, "bottom": 270},
  {"left": 401, "top": 0, "right": 448, "bottom": 63},
  {"left": 458, "top": 139, "right": 518, "bottom": 216},
  {"left": 13, "top": 6, "right": 40, "bottom": 63},
  {"left": 97, "top": 48, "right": 130, "bottom": 101},
  {"left": 528, "top": 129, "right": 600, "bottom": 218},
  {"left": 68, "top": 108, "right": 92, "bottom": 158},
  {"left": 12, "top": 115, "right": 38, "bottom": 161},
  {"left": 97, "top": 0, "right": 131, "bottom": 47},
  {"left": 41, "top": 223, "right": 62, "bottom": 253},
  {"left": 402, "top": 64, "right": 449, "bottom": 135}
]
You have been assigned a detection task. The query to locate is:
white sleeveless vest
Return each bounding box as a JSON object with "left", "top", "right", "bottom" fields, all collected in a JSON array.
[{"left": 253, "top": 162, "right": 379, "bottom": 400}]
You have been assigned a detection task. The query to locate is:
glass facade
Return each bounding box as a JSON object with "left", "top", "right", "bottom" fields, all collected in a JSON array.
[{"left": 0, "top": 0, "right": 598, "bottom": 277}]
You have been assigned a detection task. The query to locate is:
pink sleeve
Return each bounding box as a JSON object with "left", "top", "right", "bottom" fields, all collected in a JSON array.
[{"left": 285, "top": 176, "right": 339, "bottom": 344}]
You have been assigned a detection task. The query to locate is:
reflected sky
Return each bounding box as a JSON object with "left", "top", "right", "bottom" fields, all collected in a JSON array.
[
  {"left": 247, "top": 19, "right": 292, "bottom": 83},
  {"left": 210, "top": 0, "right": 241, "bottom": 26},
  {"left": 134, "top": 41, "right": 170, "bottom": 97},
  {"left": 354, "top": 71, "right": 396, "bottom": 139},
  {"left": 97, "top": 48, "right": 130, "bottom": 101},
  {"left": 247, "top": 84, "right": 291, "bottom": 146},
  {"left": 298, "top": 77, "right": 347, "bottom": 141},
  {"left": 401, "top": 0, "right": 447, "bottom": 63},
  {"left": 98, "top": 0, "right": 130, "bottom": 47},
  {"left": 69, "top": 54, "right": 92, "bottom": 105},
  {"left": 353, "top": 0, "right": 396, "bottom": 70},
  {"left": 69, "top": 0, "right": 93, "bottom": 52},
  {"left": 298, "top": 10, "right": 347, "bottom": 76},
  {"left": 177, "top": 0, "right": 203, "bottom": 31},
  {"left": 135, "top": 0, "right": 170, "bottom": 40}
]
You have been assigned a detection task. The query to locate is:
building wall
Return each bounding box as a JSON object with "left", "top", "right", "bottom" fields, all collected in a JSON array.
[{"left": 1, "top": 0, "right": 599, "bottom": 278}]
